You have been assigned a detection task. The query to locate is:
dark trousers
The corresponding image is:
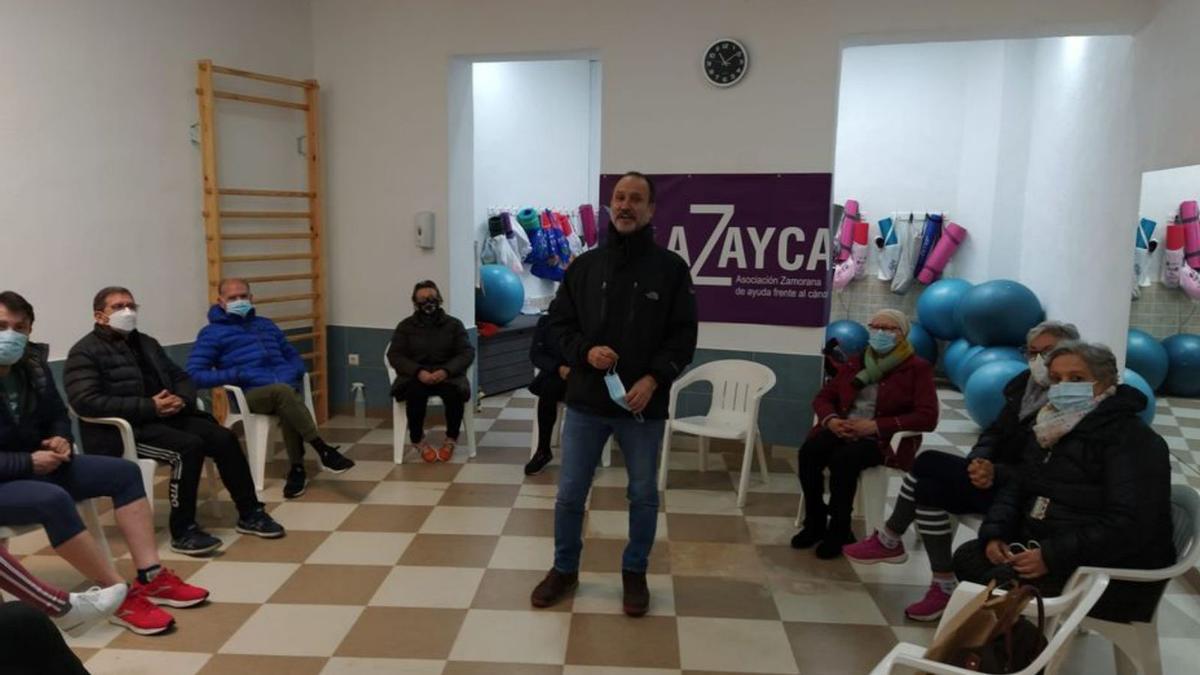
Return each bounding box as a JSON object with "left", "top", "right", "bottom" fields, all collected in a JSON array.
[
  {"left": 911, "top": 451, "right": 996, "bottom": 515},
  {"left": 0, "top": 602, "right": 89, "bottom": 675},
  {"left": 534, "top": 379, "right": 566, "bottom": 455},
  {"left": 401, "top": 382, "right": 465, "bottom": 443},
  {"left": 797, "top": 429, "right": 882, "bottom": 533},
  {"left": 134, "top": 413, "right": 261, "bottom": 538}
]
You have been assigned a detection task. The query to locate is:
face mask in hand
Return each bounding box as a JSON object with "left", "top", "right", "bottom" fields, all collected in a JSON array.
[
  {"left": 868, "top": 330, "right": 897, "bottom": 354},
  {"left": 419, "top": 299, "right": 441, "bottom": 315},
  {"left": 1028, "top": 354, "right": 1050, "bottom": 386},
  {"left": 0, "top": 329, "right": 28, "bottom": 366},
  {"left": 604, "top": 367, "right": 643, "bottom": 422},
  {"left": 1047, "top": 381, "right": 1097, "bottom": 412},
  {"left": 107, "top": 308, "right": 138, "bottom": 334},
  {"left": 225, "top": 299, "right": 253, "bottom": 317}
]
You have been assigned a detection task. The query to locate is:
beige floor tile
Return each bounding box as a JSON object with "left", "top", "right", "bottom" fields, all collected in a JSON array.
[
  {"left": 890, "top": 625, "right": 937, "bottom": 648},
  {"left": 744, "top": 516, "right": 798, "bottom": 546},
  {"left": 335, "top": 607, "right": 466, "bottom": 659},
  {"left": 197, "top": 654, "right": 328, "bottom": 674},
  {"left": 488, "top": 535, "right": 555, "bottom": 570},
  {"left": 320, "top": 415, "right": 382, "bottom": 429},
  {"left": 471, "top": 568, "right": 571, "bottom": 611},
  {"left": 449, "top": 608, "right": 571, "bottom": 664},
  {"left": 338, "top": 504, "right": 432, "bottom": 532},
  {"left": 666, "top": 452, "right": 728, "bottom": 472},
  {"left": 84, "top": 649, "right": 212, "bottom": 675},
  {"left": 397, "top": 533, "right": 499, "bottom": 568},
  {"left": 443, "top": 663, "right": 563, "bottom": 675},
  {"left": 108, "top": 602, "right": 258, "bottom": 653},
  {"left": 345, "top": 443, "right": 396, "bottom": 462},
  {"left": 320, "top": 657, "right": 446, "bottom": 674},
  {"left": 565, "top": 614, "right": 680, "bottom": 669},
  {"left": 663, "top": 490, "right": 742, "bottom": 516},
  {"left": 270, "top": 564, "right": 390, "bottom": 605},
  {"left": 268, "top": 502, "right": 357, "bottom": 530},
  {"left": 676, "top": 617, "right": 798, "bottom": 674},
  {"left": 740, "top": 492, "right": 802, "bottom": 518},
  {"left": 672, "top": 575, "right": 778, "bottom": 620},
  {"left": 13, "top": 554, "right": 86, "bottom": 590},
  {"left": 771, "top": 579, "right": 888, "bottom": 625},
  {"left": 364, "top": 481, "right": 449, "bottom": 506},
  {"left": 370, "top": 565, "right": 486, "bottom": 608},
  {"left": 503, "top": 507, "right": 556, "bottom": 536},
  {"left": 306, "top": 531, "right": 414, "bottom": 565},
  {"left": 514, "top": 493, "right": 557, "bottom": 510},
  {"left": 591, "top": 468, "right": 630, "bottom": 488},
  {"left": 438, "top": 482, "right": 521, "bottom": 507},
  {"left": 220, "top": 603, "right": 363, "bottom": 657},
  {"left": 4, "top": 527, "right": 50, "bottom": 554},
  {"left": 755, "top": 544, "right": 858, "bottom": 584},
  {"left": 662, "top": 469, "right": 736, "bottom": 492},
  {"left": 219, "top": 530, "right": 330, "bottom": 563},
  {"left": 580, "top": 538, "right": 671, "bottom": 574},
  {"left": 667, "top": 542, "right": 761, "bottom": 579},
  {"left": 664, "top": 513, "right": 750, "bottom": 543},
  {"left": 311, "top": 460, "right": 397, "bottom": 483},
  {"left": 585, "top": 510, "right": 669, "bottom": 541},
  {"left": 388, "top": 463, "right": 463, "bottom": 482},
  {"left": 783, "top": 622, "right": 897, "bottom": 674},
  {"left": 183, "top": 561, "right": 300, "bottom": 604},
  {"left": 62, "top": 619, "right": 125, "bottom": 649},
  {"left": 564, "top": 668, "right": 680, "bottom": 675},
  {"left": 572, "top": 573, "right": 675, "bottom": 616},
  {"left": 454, "top": 463, "right": 528, "bottom": 485},
  {"left": 419, "top": 506, "right": 511, "bottom": 535}
]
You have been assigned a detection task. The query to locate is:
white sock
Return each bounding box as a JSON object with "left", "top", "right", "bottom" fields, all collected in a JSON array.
[
  {"left": 935, "top": 576, "right": 958, "bottom": 594},
  {"left": 876, "top": 528, "right": 901, "bottom": 549}
]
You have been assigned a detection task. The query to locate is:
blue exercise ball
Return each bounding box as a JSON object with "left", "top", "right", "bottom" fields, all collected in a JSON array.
[
  {"left": 956, "top": 280, "right": 1044, "bottom": 347},
  {"left": 826, "top": 319, "right": 869, "bottom": 356},
  {"left": 957, "top": 347, "right": 1025, "bottom": 393},
  {"left": 965, "top": 360, "right": 1030, "bottom": 428},
  {"left": 1163, "top": 333, "right": 1200, "bottom": 397},
  {"left": 907, "top": 322, "right": 939, "bottom": 365},
  {"left": 951, "top": 345, "right": 987, "bottom": 390},
  {"left": 1126, "top": 329, "right": 1169, "bottom": 392},
  {"left": 475, "top": 264, "right": 525, "bottom": 326},
  {"left": 1122, "top": 368, "right": 1157, "bottom": 426},
  {"left": 942, "top": 338, "right": 974, "bottom": 379},
  {"left": 916, "top": 278, "right": 973, "bottom": 341}
]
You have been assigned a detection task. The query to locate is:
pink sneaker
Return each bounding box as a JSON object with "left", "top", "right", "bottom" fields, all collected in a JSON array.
[
  {"left": 905, "top": 582, "right": 953, "bottom": 622},
  {"left": 843, "top": 531, "right": 908, "bottom": 564}
]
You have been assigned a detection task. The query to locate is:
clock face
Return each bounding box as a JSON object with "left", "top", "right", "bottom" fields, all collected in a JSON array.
[{"left": 703, "top": 39, "right": 748, "bottom": 87}]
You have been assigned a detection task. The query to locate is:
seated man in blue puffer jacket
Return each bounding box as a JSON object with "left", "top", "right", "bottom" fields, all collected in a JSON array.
[{"left": 187, "top": 278, "right": 354, "bottom": 499}]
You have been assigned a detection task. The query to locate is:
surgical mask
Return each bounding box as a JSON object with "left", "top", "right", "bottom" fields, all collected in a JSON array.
[
  {"left": 1047, "top": 381, "right": 1097, "bottom": 412},
  {"left": 419, "top": 299, "right": 441, "bottom": 315},
  {"left": 225, "top": 299, "right": 253, "bottom": 317},
  {"left": 604, "top": 367, "right": 643, "bottom": 422},
  {"left": 107, "top": 308, "right": 137, "bottom": 334},
  {"left": 868, "top": 330, "right": 897, "bottom": 354},
  {"left": 0, "top": 329, "right": 28, "bottom": 366},
  {"left": 1028, "top": 354, "right": 1050, "bottom": 386}
]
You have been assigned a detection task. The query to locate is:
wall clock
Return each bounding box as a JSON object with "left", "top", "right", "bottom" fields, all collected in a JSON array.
[{"left": 703, "top": 38, "right": 748, "bottom": 87}]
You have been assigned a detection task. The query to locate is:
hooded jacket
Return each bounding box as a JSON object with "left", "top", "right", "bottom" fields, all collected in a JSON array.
[
  {"left": 386, "top": 309, "right": 475, "bottom": 402},
  {"left": 186, "top": 305, "right": 306, "bottom": 390},
  {"left": 978, "top": 385, "right": 1176, "bottom": 623},
  {"left": 0, "top": 343, "right": 72, "bottom": 480}
]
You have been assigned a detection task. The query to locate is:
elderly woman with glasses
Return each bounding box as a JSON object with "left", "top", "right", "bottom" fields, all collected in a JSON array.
[
  {"left": 794, "top": 309, "right": 939, "bottom": 559},
  {"left": 844, "top": 320, "right": 1080, "bottom": 622},
  {"left": 952, "top": 341, "right": 1175, "bottom": 623}
]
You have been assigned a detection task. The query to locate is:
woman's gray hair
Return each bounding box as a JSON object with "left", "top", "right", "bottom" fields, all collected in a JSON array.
[
  {"left": 1045, "top": 341, "right": 1119, "bottom": 387},
  {"left": 1026, "top": 320, "right": 1080, "bottom": 348}
]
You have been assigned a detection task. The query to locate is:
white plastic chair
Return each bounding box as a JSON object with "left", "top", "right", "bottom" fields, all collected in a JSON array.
[
  {"left": 527, "top": 373, "right": 610, "bottom": 468},
  {"left": 72, "top": 410, "right": 157, "bottom": 514},
  {"left": 220, "top": 373, "right": 317, "bottom": 491},
  {"left": 385, "top": 345, "right": 478, "bottom": 464},
  {"left": 658, "top": 360, "right": 776, "bottom": 507}
]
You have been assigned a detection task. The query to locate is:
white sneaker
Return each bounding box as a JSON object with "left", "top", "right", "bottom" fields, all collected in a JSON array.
[{"left": 54, "top": 583, "right": 128, "bottom": 637}]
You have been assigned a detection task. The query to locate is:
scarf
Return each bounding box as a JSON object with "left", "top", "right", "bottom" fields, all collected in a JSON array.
[
  {"left": 1032, "top": 385, "right": 1115, "bottom": 448},
  {"left": 853, "top": 338, "right": 914, "bottom": 389},
  {"left": 1018, "top": 376, "right": 1050, "bottom": 421}
]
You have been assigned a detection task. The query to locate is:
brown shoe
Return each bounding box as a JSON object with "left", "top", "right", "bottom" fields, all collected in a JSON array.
[
  {"left": 622, "top": 570, "right": 649, "bottom": 617},
  {"left": 530, "top": 568, "right": 578, "bottom": 608}
]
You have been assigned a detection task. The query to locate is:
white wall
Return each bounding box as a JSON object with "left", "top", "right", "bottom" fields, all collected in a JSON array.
[
  {"left": 0, "top": 0, "right": 313, "bottom": 359},
  {"left": 1134, "top": 0, "right": 1200, "bottom": 173},
  {"left": 1140, "top": 165, "right": 1200, "bottom": 223},
  {"left": 311, "top": 0, "right": 1153, "bottom": 357}
]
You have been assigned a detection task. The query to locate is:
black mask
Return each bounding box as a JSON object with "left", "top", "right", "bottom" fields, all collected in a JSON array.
[{"left": 419, "top": 299, "right": 441, "bottom": 315}]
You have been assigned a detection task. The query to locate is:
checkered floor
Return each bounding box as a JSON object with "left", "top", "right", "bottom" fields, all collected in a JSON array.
[{"left": 6, "top": 387, "right": 1200, "bottom": 674}]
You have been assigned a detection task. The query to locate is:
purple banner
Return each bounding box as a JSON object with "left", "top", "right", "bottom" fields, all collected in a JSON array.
[{"left": 599, "top": 173, "right": 833, "bottom": 327}]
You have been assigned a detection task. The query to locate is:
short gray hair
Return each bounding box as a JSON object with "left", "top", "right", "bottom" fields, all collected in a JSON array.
[
  {"left": 217, "top": 278, "right": 251, "bottom": 296},
  {"left": 1026, "top": 320, "right": 1080, "bottom": 348},
  {"left": 1045, "top": 341, "right": 1118, "bottom": 387}
]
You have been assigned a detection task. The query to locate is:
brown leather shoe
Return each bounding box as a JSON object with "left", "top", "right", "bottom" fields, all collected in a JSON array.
[
  {"left": 530, "top": 568, "right": 578, "bottom": 608},
  {"left": 622, "top": 570, "right": 649, "bottom": 617}
]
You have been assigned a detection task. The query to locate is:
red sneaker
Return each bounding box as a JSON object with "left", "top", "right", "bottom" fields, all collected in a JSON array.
[
  {"left": 109, "top": 587, "right": 175, "bottom": 635},
  {"left": 137, "top": 568, "right": 210, "bottom": 608}
]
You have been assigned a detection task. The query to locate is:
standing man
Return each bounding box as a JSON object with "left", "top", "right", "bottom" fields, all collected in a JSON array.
[
  {"left": 187, "top": 278, "right": 354, "bottom": 499},
  {"left": 531, "top": 172, "right": 697, "bottom": 617}
]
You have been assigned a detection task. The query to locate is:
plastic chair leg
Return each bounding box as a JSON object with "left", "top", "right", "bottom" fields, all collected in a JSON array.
[
  {"left": 464, "top": 404, "right": 478, "bottom": 459},
  {"left": 859, "top": 466, "right": 889, "bottom": 535},
  {"left": 697, "top": 436, "right": 710, "bottom": 472},
  {"left": 754, "top": 428, "right": 770, "bottom": 484},
  {"left": 1090, "top": 617, "right": 1161, "bottom": 675},
  {"left": 657, "top": 425, "right": 673, "bottom": 491},
  {"left": 81, "top": 500, "right": 113, "bottom": 563},
  {"left": 393, "top": 401, "right": 408, "bottom": 464},
  {"left": 736, "top": 433, "right": 755, "bottom": 508},
  {"left": 137, "top": 459, "right": 156, "bottom": 513},
  {"left": 601, "top": 438, "right": 612, "bottom": 468}
]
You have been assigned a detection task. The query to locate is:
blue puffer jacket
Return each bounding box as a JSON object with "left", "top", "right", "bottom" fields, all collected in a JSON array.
[{"left": 186, "top": 305, "right": 306, "bottom": 390}]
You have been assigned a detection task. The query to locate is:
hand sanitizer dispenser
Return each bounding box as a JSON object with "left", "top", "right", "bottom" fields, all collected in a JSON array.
[{"left": 415, "top": 211, "right": 435, "bottom": 249}]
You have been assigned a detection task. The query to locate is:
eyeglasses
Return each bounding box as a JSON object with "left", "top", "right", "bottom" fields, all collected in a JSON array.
[
  {"left": 867, "top": 324, "right": 901, "bottom": 332},
  {"left": 108, "top": 302, "right": 138, "bottom": 312},
  {"left": 1020, "top": 347, "right": 1051, "bottom": 358}
]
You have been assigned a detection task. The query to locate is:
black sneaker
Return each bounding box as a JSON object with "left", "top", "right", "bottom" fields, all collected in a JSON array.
[
  {"left": 530, "top": 568, "right": 578, "bottom": 608},
  {"left": 236, "top": 508, "right": 286, "bottom": 539},
  {"left": 622, "top": 570, "right": 650, "bottom": 617},
  {"left": 524, "top": 450, "right": 553, "bottom": 476},
  {"left": 169, "top": 525, "right": 223, "bottom": 556},
  {"left": 790, "top": 526, "right": 827, "bottom": 550},
  {"left": 316, "top": 446, "right": 355, "bottom": 474},
  {"left": 815, "top": 530, "right": 855, "bottom": 560},
  {"left": 283, "top": 465, "right": 307, "bottom": 499}
]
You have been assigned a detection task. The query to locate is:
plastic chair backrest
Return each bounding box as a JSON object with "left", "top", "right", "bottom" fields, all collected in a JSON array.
[
  {"left": 682, "top": 360, "right": 776, "bottom": 416},
  {"left": 1171, "top": 485, "right": 1200, "bottom": 568},
  {"left": 384, "top": 344, "right": 396, "bottom": 380}
]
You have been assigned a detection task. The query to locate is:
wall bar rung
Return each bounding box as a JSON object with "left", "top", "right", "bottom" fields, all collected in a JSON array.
[
  {"left": 285, "top": 332, "right": 318, "bottom": 342},
  {"left": 223, "top": 253, "right": 315, "bottom": 263},
  {"left": 224, "top": 273, "right": 316, "bottom": 284},
  {"left": 254, "top": 293, "right": 318, "bottom": 305},
  {"left": 210, "top": 64, "right": 313, "bottom": 89},
  {"left": 199, "top": 88, "right": 308, "bottom": 110},
  {"left": 219, "top": 232, "right": 312, "bottom": 240},
  {"left": 214, "top": 187, "right": 314, "bottom": 198},
  {"left": 216, "top": 210, "right": 311, "bottom": 219}
]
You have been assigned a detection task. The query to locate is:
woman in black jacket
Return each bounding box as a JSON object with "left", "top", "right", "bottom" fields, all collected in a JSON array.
[
  {"left": 387, "top": 281, "right": 475, "bottom": 463},
  {"left": 525, "top": 304, "right": 568, "bottom": 476},
  {"left": 953, "top": 341, "right": 1176, "bottom": 623}
]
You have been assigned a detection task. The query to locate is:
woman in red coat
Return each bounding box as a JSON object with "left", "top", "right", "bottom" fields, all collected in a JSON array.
[{"left": 793, "top": 309, "right": 939, "bottom": 559}]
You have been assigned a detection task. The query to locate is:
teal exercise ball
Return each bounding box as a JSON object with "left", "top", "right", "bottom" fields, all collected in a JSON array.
[
  {"left": 826, "top": 320, "right": 869, "bottom": 356},
  {"left": 956, "top": 280, "right": 1044, "bottom": 347},
  {"left": 1121, "top": 368, "right": 1157, "bottom": 426},
  {"left": 957, "top": 347, "right": 1024, "bottom": 393},
  {"left": 908, "top": 322, "right": 939, "bottom": 365},
  {"left": 1163, "top": 333, "right": 1200, "bottom": 397},
  {"left": 1126, "top": 329, "right": 1169, "bottom": 392},
  {"left": 916, "top": 278, "right": 973, "bottom": 340},
  {"left": 942, "top": 338, "right": 974, "bottom": 380},
  {"left": 475, "top": 264, "right": 525, "bottom": 326},
  {"left": 964, "top": 360, "right": 1030, "bottom": 428},
  {"left": 951, "top": 345, "right": 987, "bottom": 390}
]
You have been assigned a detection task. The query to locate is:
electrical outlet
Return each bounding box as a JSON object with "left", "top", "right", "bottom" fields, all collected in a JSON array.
[{"left": 347, "top": 353, "right": 360, "bottom": 366}]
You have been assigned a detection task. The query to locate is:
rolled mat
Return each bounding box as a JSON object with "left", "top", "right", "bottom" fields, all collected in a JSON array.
[
  {"left": 876, "top": 217, "right": 900, "bottom": 281},
  {"left": 1182, "top": 265, "right": 1200, "bottom": 300},
  {"left": 516, "top": 208, "right": 540, "bottom": 232},
  {"left": 912, "top": 213, "right": 943, "bottom": 276},
  {"left": 832, "top": 257, "right": 857, "bottom": 291},
  {"left": 501, "top": 211, "right": 515, "bottom": 236},
  {"left": 917, "top": 221, "right": 968, "bottom": 284},
  {"left": 852, "top": 219, "right": 871, "bottom": 279},
  {"left": 1162, "top": 223, "right": 1185, "bottom": 288},
  {"left": 836, "top": 199, "right": 860, "bottom": 262},
  {"left": 579, "top": 204, "right": 598, "bottom": 247},
  {"left": 1181, "top": 201, "right": 1200, "bottom": 270}
]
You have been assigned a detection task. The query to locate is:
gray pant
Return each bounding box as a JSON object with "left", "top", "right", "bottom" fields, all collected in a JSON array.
[{"left": 245, "top": 383, "right": 318, "bottom": 465}]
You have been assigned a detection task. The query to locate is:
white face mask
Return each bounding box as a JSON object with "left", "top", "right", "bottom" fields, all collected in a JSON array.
[
  {"left": 107, "top": 308, "right": 138, "bottom": 334},
  {"left": 1028, "top": 353, "right": 1050, "bottom": 386}
]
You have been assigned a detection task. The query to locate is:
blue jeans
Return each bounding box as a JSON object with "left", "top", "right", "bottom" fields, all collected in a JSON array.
[{"left": 553, "top": 407, "right": 666, "bottom": 574}]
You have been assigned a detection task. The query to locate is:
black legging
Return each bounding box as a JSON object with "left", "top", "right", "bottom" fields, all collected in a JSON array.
[
  {"left": 0, "top": 602, "right": 89, "bottom": 675},
  {"left": 797, "top": 429, "right": 882, "bottom": 534},
  {"left": 404, "top": 382, "right": 465, "bottom": 443}
]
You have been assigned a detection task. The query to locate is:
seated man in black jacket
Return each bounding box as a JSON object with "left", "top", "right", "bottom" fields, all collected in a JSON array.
[
  {"left": 64, "top": 286, "right": 285, "bottom": 556},
  {"left": 525, "top": 303, "right": 569, "bottom": 476},
  {"left": 953, "top": 341, "right": 1176, "bottom": 624}
]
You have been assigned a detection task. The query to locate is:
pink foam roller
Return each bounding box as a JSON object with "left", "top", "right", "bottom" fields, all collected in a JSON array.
[
  {"left": 1181, "top": 201, "right": 1200, "bottom": 270},
  {"left": 852, "top": 219, "right": 870, "bottom": 279},
  {"left": 917, "top": 222, "right": 968, "bottom": 284},
  {"left": 1163, "top": 224, "right": 1185, "bottom": 288},
  {"left": 1182, "top": 265, "right": 1200, "bottom": 300},
  {"left": 837, "top": 199, "right": 859, "bottom": 262}
]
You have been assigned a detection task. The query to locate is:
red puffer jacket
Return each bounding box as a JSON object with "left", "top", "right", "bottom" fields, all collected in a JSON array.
[{"left": 809, "top": 354, "right": 939, "bottom": 470}]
